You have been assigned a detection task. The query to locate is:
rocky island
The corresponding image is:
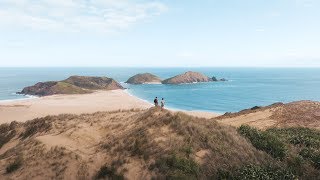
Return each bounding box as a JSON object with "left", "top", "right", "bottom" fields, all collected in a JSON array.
[
  {"left": 162, "top": 71, "right": 218, "bottom": 84},
  {"left": 19, "top": 76, "right": 123, "bottom": 96},
  {"left": 126, "top": 73, "right": 162, "bottom": 84}
]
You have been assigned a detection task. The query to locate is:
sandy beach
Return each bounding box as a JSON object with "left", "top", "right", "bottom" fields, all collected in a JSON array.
[{"left": 0, "top": 90, "right": 220, "bottom": 123}]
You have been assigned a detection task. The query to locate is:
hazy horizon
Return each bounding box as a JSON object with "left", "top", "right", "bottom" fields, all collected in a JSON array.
[{"left": 1, "top": 0, "right": 320, "bottom": 67}]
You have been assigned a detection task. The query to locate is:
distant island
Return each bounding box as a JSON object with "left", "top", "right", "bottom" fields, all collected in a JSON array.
[
  {"left": 127, "top": 71, "right": 226, "bottom": 85},
  {"left": 18, "top": 76, "right": 123, "bottom": 96},
  {"left": 126, "top": 73, "right": 162, "bottom": 84},
  {"left": 19, "top": 72, "right": 226, "bottom": 96},
  {"left": 162, "top": 71, "right": 219, "bottom": 84}
]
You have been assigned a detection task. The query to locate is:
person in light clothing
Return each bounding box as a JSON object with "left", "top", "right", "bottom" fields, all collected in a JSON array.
[{"left": 160, "top": 98, "right": 165, "bottom": 110}]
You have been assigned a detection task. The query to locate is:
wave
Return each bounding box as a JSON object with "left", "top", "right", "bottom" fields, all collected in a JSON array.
[{"left": 0, "top": 94, "right": 39, "bottom": 103}]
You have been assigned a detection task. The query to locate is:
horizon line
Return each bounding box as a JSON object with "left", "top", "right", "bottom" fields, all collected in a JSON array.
[{"left": 1, "top": 66, "right": 320, "bottom": 68}]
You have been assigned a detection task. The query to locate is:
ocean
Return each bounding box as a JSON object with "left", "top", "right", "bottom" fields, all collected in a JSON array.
[{"left": 1, "top": 67, "right": 320, "bottom": 113}]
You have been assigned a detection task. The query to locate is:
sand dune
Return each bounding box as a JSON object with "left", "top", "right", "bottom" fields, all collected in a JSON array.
[
  {"left": 2, "top": 106, "right": 319, "bottom": 179},
  {"left": 0, "top": 108, "right": 272, "bottom": 179},
  {"left": 215, "top": 101, "right": 320, "bottom": 129}
]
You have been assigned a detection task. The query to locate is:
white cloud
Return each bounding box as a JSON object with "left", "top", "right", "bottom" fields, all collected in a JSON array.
[{"left": 0, "top": 0, "right": 168, "bottom": 33}]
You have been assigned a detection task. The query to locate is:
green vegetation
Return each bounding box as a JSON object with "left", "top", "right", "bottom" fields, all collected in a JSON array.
[
  {"left": 267, "top": 127, "right": 320, "bottom": 170},
  {"left": 95, "top": 165, "right": 124, "bottom": 180},
  {"left": 53, "top": 82, "right": 91, "bottom": 94},
  {"left": 216, "top": 165, "right": 295, "bottom": 180},
  {"left": 238, "top": 125, "right": 320, "bottom": 179},
  {"left": 299, "top": 148, "right": 320, "bottom": 169},
  {"left": 20, "top": 75, "right": 123, "bottom": 96},
  {"left": 6, "top": 157, "right": 22, "bottom": 174},
  {"left": 238, "top": 125, "right": 287, "bottom": 159},
  {"left": 235, "top": 165, "right": 295, "bottom": 180},
  {"left": 154, "top": 154, "right": 200, "bottom": 179},
  {"left": 266, "top": 127, "right": 320, "bottom": 148}
]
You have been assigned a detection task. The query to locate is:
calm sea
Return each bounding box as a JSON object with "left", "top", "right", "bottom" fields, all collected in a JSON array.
[{"left": 1, "top": 67, "right": 319, "bottom": 113}]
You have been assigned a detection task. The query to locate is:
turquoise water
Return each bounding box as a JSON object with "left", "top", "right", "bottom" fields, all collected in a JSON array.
[{"left": 0, "top": 67, "right": 320, "bottom": 113}]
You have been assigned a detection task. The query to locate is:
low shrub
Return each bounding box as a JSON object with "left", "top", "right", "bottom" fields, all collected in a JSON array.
[
  {"left": 215, "top": 165, "right": 295, "bottom": 180},
  {"left": 95, "top": 165, "right": 124, "bottom": 180},
  {"left": 267, "top": 127, "right": 320, "bottom": 148},
  {"left": 235, "top": 165, "right": 295, "bottom": 180},
  {"left": 267, "top": 127, "right": 320, "bottom": 170},
  {"left": 6, "top": 158, "right": 22, "bottom": 174},
  {"left": 238, "top": 125, "right": 287, "bottom": 159},
  {"left": 154, "top": 154, "right": 200, "bottom": 179},
  {"left": 300, "top": 148, "right": 320, "bottom": 169}
]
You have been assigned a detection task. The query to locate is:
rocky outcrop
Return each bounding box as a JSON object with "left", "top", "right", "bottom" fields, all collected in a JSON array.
[
  {"left": 19, "top": 76, "right": 123, "bottom": 96},
  {"left": 212, "top": 76, "right": 218, "bottom": 81},
  {"left": 162, "top": 71, "right": 216, "bottom": 84},
  {"left": 125, "top": 73, "right": 162, "bottom": 84}
]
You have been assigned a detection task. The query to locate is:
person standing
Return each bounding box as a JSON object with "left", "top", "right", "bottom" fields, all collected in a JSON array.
[
  {"left": 154, "top": 97, "right": 158, "bottom": 106},
  {"left": 161, "top": 98, "right": 165, "bottom": 110}
]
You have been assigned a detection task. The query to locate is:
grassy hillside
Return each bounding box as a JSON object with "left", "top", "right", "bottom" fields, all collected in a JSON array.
[
  {"left": 0, "top": 107, "right": 319, "bottom": 179},
  {"left": 62, "top": 76, "right": 123, "bottom": 90},
  {"left": 51, "top": 82, "right": 91, "bottom": 94},
  {"left": 19, "top": 75, "right": 123, "bottom": 96}
]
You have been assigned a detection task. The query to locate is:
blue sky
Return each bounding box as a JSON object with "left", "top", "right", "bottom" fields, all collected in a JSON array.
[{"left": 0, "top": 0, "right": 320, "bottom": 67}]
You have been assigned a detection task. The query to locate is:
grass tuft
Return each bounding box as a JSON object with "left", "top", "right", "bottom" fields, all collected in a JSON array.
[
  {"left": 95, "top": 165, "right": 124, "bottom": 180},
  {"left": 6, "top": 157, "right": 23, "bottom": 174},
  {"left": 154, "top": 154, "right": 200, "bottom": 179}
]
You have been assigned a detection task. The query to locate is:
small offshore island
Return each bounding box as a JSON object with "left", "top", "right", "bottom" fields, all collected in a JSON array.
[
  {"left": 125, "top": 73, "right": 162, "bottom": 84},
  {"left": 162, "top": 71, "right": 217, "bottom": 84},
  {"left": 126, "top": 71, "right": 227, "bottom": 85}
]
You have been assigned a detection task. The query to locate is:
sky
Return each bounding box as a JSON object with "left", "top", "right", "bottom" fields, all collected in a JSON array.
[{"left": 0, "top": 0, "right": 320, "bottom": 67}]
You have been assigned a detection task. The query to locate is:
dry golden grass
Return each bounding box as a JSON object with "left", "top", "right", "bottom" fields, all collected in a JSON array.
[
  {"left": 216, "top": 101, "right": 320, "bottom": 130},
  {"left": 0, "top": 103, "right": 319, "bottom": 179}
]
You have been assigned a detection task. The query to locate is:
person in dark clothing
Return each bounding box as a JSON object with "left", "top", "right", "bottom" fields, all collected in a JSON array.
[{"left": 154, "top": 97, "right": 158, "bottom": 106}]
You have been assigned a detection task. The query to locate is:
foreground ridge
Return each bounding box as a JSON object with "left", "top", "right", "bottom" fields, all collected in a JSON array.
[{"left": 1, "top": 103, "right": 320, "bottom": 179}]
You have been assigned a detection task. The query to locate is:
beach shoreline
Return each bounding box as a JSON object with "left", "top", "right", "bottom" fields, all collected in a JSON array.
[
  {"left": 0, "top": 94, "right": 39, "bottom": 103},
  {"left": 0, "top": 90, "right": 220, "bottom": 124},
  {"left": 124, "top": 89, "right": 223, "bottom": 116}
]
